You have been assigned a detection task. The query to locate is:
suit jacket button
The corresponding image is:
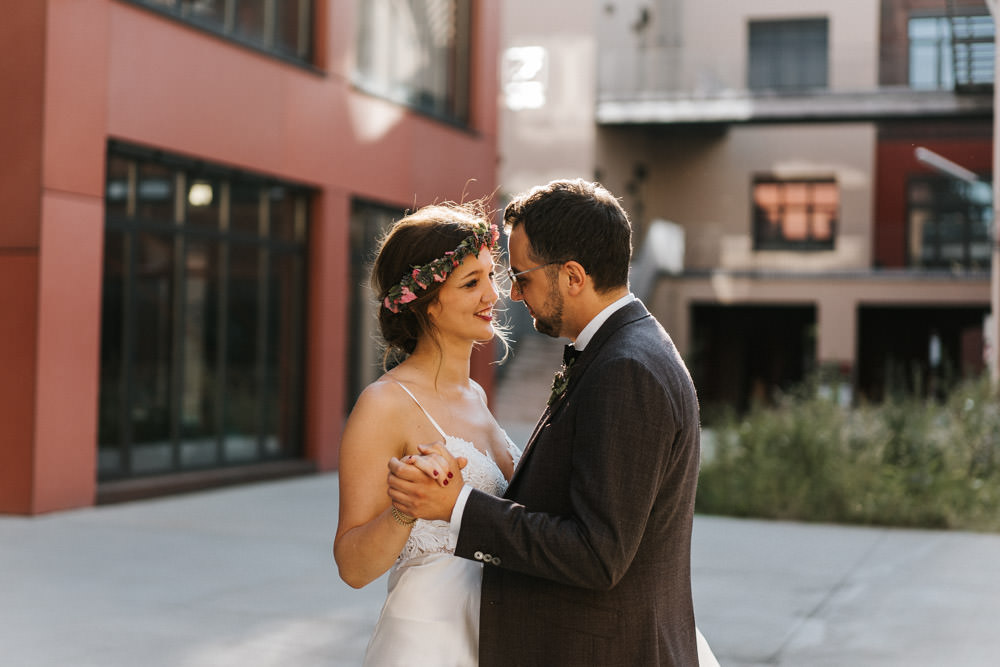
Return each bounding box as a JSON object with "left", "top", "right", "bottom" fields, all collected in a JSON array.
[
  {"left": 492, "top": 557, "right": 501, "bottom": 566},
  {"left": 474, "top": 551, "right": 484, "bottom": 560}
]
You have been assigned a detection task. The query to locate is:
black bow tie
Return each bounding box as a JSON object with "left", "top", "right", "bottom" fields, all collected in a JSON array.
[{"left": 562, "top": 344, "right": 581, "bottom": 366}]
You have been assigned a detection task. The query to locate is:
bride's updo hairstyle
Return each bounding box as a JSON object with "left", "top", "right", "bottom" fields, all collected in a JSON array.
[{"left": 372, "top": 199, "right": 500, "bottom": 362}]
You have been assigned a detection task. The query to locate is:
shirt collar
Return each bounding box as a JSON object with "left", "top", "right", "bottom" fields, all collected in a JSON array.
[{"left": 572, "top": 293, "right": 636, "bottom": 352}]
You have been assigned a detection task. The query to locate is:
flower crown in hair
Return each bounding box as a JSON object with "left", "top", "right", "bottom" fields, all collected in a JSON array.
[{"left": 382, "top": 221, "right": 500, "bottom": 314}]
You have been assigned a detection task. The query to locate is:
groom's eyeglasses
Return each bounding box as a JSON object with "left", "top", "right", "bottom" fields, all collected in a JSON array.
[{"left": 505, "top": 261, "right": 562, "bottom": 292}]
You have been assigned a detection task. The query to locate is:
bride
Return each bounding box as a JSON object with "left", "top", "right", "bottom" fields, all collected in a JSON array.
[{"left": 334, "top": 200, "right": 516, "bottom": 666}]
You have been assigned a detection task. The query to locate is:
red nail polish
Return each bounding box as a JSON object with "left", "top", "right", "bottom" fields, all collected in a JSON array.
[
  {"left": 433, "top": 470, "right": 439, "bottom": 477},
  {"left": 447, "top": 472, "right": 454, "bottom": 479},
  {"left": 443, "top": 479, "right": 449, "bottom": 486}
]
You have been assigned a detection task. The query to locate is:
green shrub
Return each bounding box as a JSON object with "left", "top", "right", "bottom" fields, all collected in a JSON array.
[{"left": 696, "top": 375, "right": 1000, "bottom": 532}]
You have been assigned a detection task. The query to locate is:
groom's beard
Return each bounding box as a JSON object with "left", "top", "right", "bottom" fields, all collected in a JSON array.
[{"left": 530, "top": 283, "right": 563, "bottom": 338}]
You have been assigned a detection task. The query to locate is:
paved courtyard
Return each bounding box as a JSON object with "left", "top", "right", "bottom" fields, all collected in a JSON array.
[{"left": 2, "top": 473, "right": 1000, "bottom": 666}]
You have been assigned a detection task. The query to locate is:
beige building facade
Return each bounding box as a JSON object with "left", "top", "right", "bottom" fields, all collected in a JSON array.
[{"left": 501, "top": 0, "right": 993, "bottom": 410}]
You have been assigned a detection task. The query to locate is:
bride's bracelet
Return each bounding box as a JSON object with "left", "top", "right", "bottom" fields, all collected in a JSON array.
[{"left": 390, "top": 506, "right": 417, "bottom": 526}]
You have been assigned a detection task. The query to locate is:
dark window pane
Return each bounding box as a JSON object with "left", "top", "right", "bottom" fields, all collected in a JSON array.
[
  {"left": 275, "top": 0, "right": 309, "bottom": 58},
  {"left": 265, "top": 251, "right": 305, "bottom": 457},
  {"left": 269, "top": 187, "right": 302, "bottom": 241},
  {"left": 230, "top": 182, "right": 262, "bottom": 235},
  {"left": 131, "top": 233, "right": 176, "bottom": 474},
  {"left": 348, "top": 201, "right": 400, "bottom": 407},
  {"left": 137, "top": 163, "right": 175, "bottom": 222},
  {"left": 98, "top": 229, "right": 127, "bottom": 475},
  {"left": 224, "top": 243, "right": 261, "bottom": 462}
]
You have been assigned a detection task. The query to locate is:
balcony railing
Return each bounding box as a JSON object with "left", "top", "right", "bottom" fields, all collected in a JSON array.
[{"left": 596, "top": 44, "right": 993, "bottom": 125}]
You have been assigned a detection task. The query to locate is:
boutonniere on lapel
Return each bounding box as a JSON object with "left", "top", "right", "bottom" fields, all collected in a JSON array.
[{"left": 548, "top": 345, "right": 580, "bottom": 406}]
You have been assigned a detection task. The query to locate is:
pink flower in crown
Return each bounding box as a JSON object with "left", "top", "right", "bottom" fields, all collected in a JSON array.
[
  {"left": 384, "top": 296, "right": 399, "bottom": 314},
  {"left": 411, "top": 269, "right": 428, "bottom": 289},
  {"left": 433, "top": 271, "right": 447, "bottom": 282},
  {"left": 490, "top": 224, "right": 500, "bottom": 245},
  {"left": 398, "top": 286, "right": 417, "bottom": 304}
]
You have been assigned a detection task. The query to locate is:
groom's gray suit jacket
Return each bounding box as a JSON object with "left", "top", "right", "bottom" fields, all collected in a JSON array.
[{"left": 455, "top": 300, "right": 701, "bottom": 666}]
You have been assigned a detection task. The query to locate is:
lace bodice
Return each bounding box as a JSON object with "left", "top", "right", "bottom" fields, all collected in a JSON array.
[{"left": 395, "top": 435, "right": 520, "bottom": 566}]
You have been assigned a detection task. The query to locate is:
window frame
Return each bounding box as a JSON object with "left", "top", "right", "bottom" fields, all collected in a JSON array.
[
  {"left": 751, "top": 176, "right": 839, "bottom": 251},
  {"left": 905, "top": 173, "right": 993, "bottom": 270},
  {"left": 353, "top": 0, "right": 473, "bottom": 127},
  {"left": 100, "top": 141, "right": 311, "bottom": 481},
  {"left": 119, "top": 0, "right": 317, "bottom": 71},
  {"left": 747, "top": 18, "right": 829, "bottom": 92}
]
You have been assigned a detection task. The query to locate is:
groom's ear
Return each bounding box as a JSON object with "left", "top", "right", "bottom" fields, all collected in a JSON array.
[{"left": 563, "top": 260, "right": 587, "bottom": 296}]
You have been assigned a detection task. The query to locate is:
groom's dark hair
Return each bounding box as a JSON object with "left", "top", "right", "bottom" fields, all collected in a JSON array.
[{"left": 503, "top": 178, "right": 632, "bottom": 292}]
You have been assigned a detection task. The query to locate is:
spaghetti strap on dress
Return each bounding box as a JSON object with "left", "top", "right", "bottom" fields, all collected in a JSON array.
[{"left": 362, "top": 380, "right": 521, "bottom": 667}]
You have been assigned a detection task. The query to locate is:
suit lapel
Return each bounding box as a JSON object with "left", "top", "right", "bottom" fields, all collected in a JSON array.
[
  {"left": 507, "top": 300, "right": 652, "bottom": 489},
  {"left": 509, "top": 405, "right": 551, "bottom": 484}
]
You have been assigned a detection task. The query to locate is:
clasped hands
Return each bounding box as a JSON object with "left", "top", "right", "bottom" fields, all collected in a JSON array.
[{"left": 387, "top": 443, "right": 467, "bottom": 522}]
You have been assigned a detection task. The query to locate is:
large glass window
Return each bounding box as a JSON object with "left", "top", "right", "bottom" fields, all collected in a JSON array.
[
  {"left": 355, "top": 0, "right": 472, "bottom": 124},
  {"left": 126, "top": 0, "right": 313, "bottom": 63},
  {"left": 909, "top": 13, "right": 994, "bottom": 90},
  {"left": 752, "top": 177, "right": 838, "bottom": 251},
  {"left": 748, "top": 19, "right": 828, "bottom": 92},
  {"left": 907, "top": 174, "right": 992, "bottom": 269},
  {"left": 99, "top": 144, "right": 309, "bottom": 480}
]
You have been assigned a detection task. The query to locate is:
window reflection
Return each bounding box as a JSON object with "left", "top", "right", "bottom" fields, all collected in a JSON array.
[
  {"left": 355, "top": 0, "right": 472, "bottom": 123},
  {"left": 138, "top": 163, "right": 175, "bottom": 222},
  {"left": 234, "top": 0, "right": 266, "bottom": 43},
  {"left": 180, "top": 0, "right": 225, "bottom": 29},
  {"left": 187, "top": 178, "right": 220, "bottom": 227},
  {"left": 908, "top": 174, "right": 993, "bottom": 269},
  {"left": 753, "top": 178, "right": 838, "bottom": 250}
]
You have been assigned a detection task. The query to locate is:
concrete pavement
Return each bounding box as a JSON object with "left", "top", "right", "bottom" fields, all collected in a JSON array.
[{"left": 3, "top": 473, "right": 1000, "bottom": 666}]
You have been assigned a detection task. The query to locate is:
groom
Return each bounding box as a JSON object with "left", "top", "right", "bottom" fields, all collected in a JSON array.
[{"left": 388, "top": 179, "right": 701, "bottom": 666}]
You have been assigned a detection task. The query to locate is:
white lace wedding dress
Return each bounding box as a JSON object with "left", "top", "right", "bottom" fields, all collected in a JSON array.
[
  {"left": 362, "top": 385, "right": 521, "bottom": 667},
  {"left": 362, "top": 382, "right": 720, "bottom": 666}
]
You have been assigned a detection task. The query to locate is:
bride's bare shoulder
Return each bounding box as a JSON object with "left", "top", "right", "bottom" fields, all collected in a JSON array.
[{"left": 351, "top": 375, "right": 412, "bottom": 418}]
